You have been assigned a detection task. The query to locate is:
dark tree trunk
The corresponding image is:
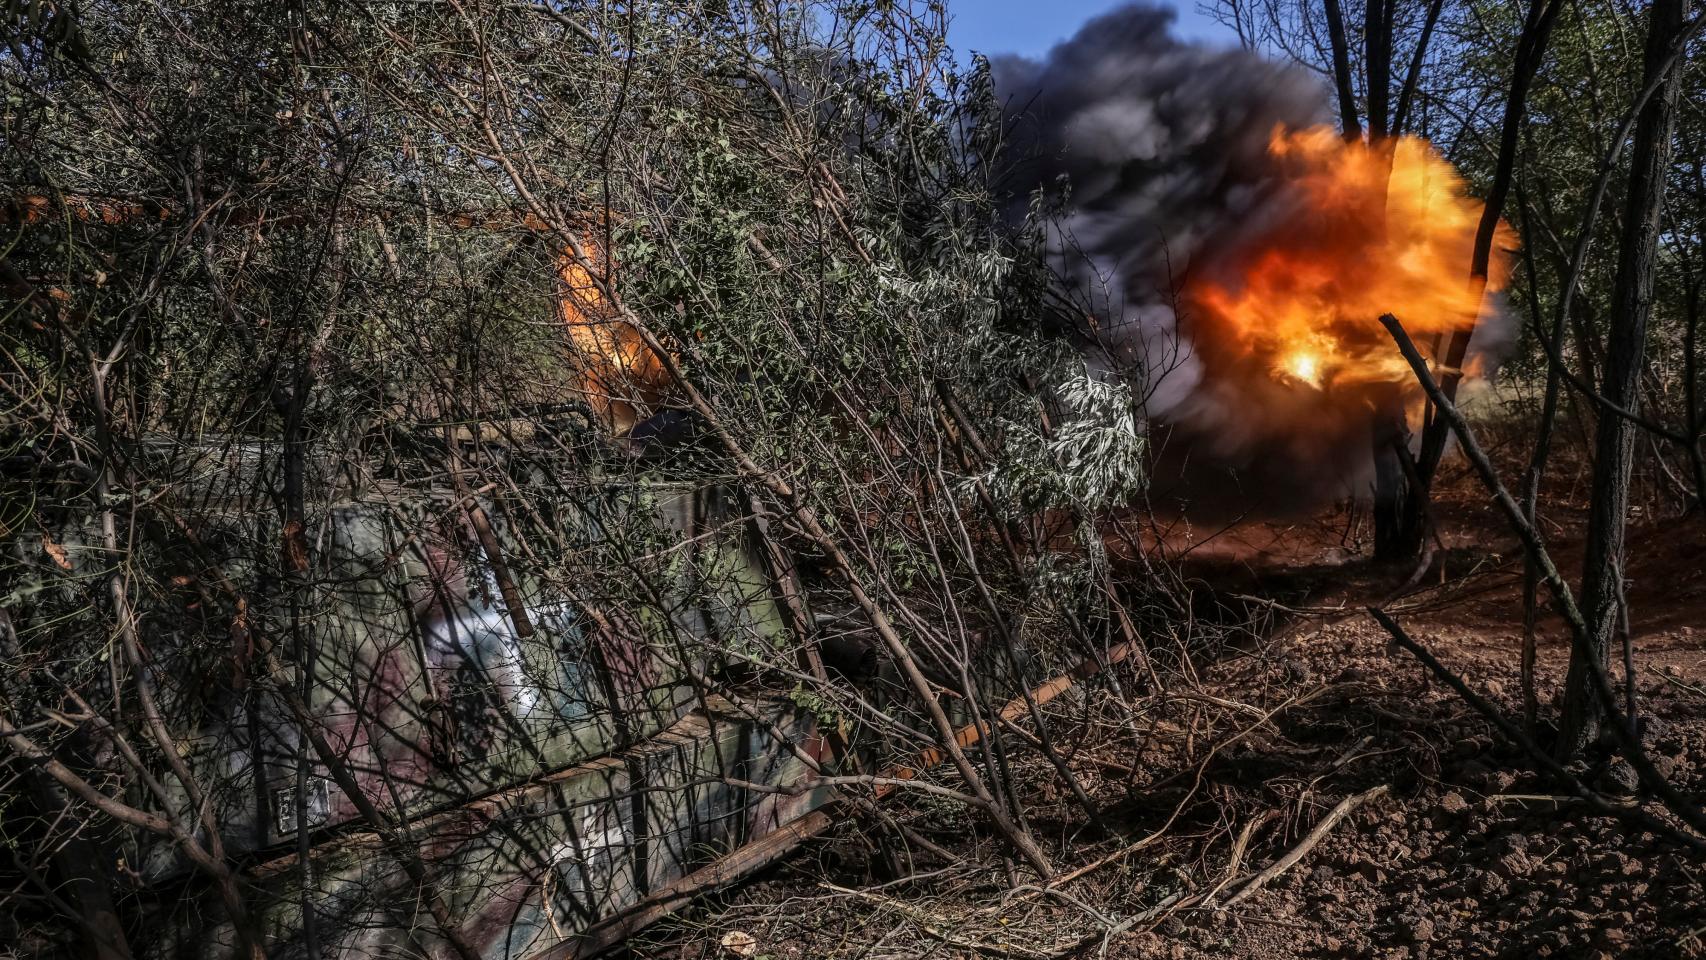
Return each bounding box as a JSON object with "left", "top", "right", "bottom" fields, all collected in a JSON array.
[
  {"left": 1416, "top": 0, "right": 1562, "bottom": 486},
  {"left": 1350, "top": 2, "right": 1418, "bottom": 560},
  {"left": 1322, "top": 0, "right": 1362, "bottom": 141},
  {"left": 1363, "top": 0, "right": 1393, "bottom": 138},
  {"left": 1376, "top": 0, "right": 1559, "bottom": 563},
  {"left": 1556, "top": 0, "right": 1689, "bottom": 759},
  {"left": 1309, "top": 0, "right": 1422, "bottom": 563},
  {"left": 1372, "top": 409, "right": 1425, "bottom": 559}
]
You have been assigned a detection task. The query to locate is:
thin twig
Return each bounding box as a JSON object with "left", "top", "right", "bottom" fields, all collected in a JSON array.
[{"left": 1218, "top": 785, "right": 1389, "bottom": 907}]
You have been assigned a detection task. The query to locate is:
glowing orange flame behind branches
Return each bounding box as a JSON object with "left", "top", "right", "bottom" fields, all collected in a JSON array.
[
  {"left": 557, "top": 250, "right": 673, "bottom": 434},
  {"left": 1185, "top": 126, "right": 1515, "bottom": 396}
]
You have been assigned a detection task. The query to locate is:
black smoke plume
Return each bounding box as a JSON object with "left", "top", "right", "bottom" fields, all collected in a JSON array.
[{"left": 992, "top": 4, "right": 1506, "bottom": 516}]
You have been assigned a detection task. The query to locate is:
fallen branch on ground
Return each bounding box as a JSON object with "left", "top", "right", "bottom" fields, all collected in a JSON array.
[
  {"left": 532, "top": 636, "right": 1145, "bottom": 959},
  {"left": 820, "top": 883, "right": 1054, "bottom": 960},
  {"left": 1198, "top": 810, "right": 1283, "bottom": 905},
  {"left": 1217, "top": 785, "right": 1389, "bottom": 908},
  {"left": 1368, "top": 605, "right": 1705, "bottom": 851}
]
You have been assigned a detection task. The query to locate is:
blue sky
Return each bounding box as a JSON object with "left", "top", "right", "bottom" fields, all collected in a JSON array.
[{"left": 947, "top": 1, "right": 1235, "bottom": 61}]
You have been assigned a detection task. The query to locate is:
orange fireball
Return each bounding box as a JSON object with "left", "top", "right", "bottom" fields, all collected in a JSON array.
[
  {"left": 1185, "top": 125, "right": 1515, "bottom": 395},
  {"left": 557, "top": 251, "right": 672, "bottom": 434}
]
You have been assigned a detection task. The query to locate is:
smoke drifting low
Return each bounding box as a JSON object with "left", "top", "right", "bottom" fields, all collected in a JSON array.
[{"left": 993, "top": 4, "right": 1512, "bottom": 514}]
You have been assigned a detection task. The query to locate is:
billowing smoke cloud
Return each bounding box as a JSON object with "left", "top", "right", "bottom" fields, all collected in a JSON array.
[{"left": 992, "top": 4, "right": 1509, "bottom": 514}]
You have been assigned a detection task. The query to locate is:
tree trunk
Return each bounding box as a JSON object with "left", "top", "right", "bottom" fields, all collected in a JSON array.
[
  {"left": 1322, "top": 0, "right": 1362, "bottom": 141},
  {"left": 1350, "top": 12, "right": 1423, "bottom": 560},
  {"left": 1363, "top": 0, "right": 1393, "bottom": 138},
  {"left": 1416, "top": 0, "right": 1561, "bottom": 485},
  {"left": 1556, "top": 0, "right": 1689, "bottom": 759},
  {"left": 1372, "top": 406, "right": 1425, "bottom": 559}
]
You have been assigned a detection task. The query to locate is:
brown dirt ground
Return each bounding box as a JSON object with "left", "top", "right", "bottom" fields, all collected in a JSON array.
[{"left": 631, "top": 459, "right": 1706, "bottom": 960}]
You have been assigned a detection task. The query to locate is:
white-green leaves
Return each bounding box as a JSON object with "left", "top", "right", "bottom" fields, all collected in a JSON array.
[{"left": 975, "top": 363, "right": 1147, "bottom": 518}]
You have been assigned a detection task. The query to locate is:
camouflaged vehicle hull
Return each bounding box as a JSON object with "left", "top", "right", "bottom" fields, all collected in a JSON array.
[{"left": 27, "top": 467, "right": 831, "bottom": 959}]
